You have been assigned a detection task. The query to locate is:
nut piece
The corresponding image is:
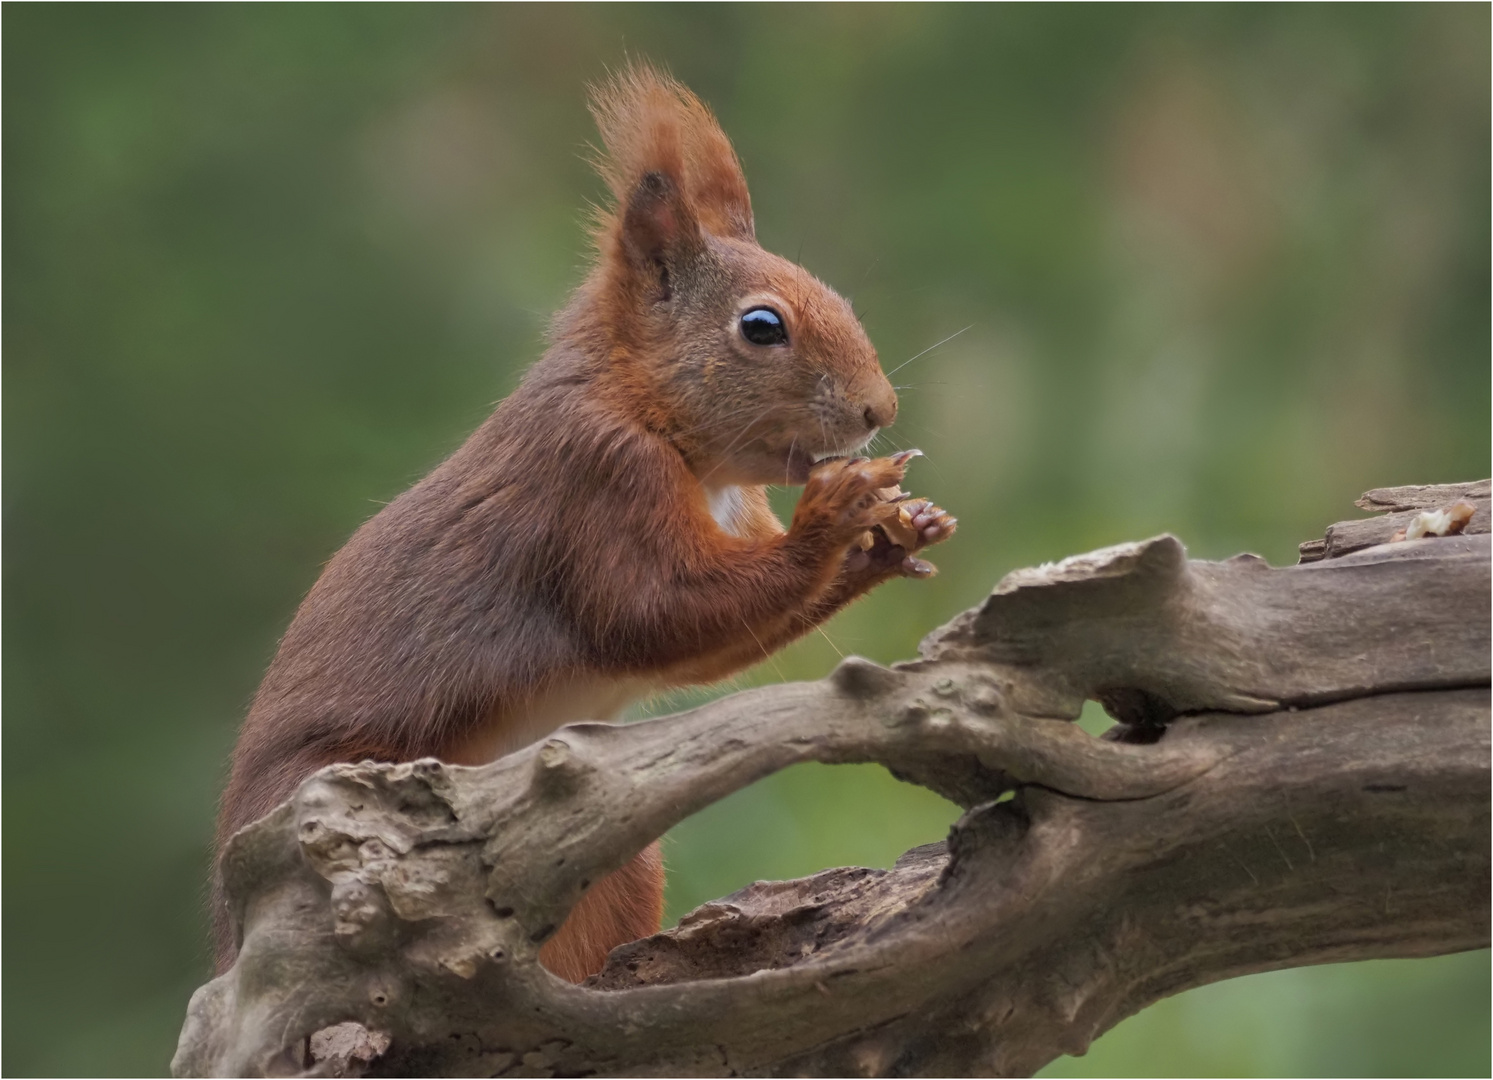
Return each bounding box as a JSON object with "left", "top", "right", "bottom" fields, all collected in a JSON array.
[
  {"left": 1390, "top": 501, "right": 1477, "bottom": 543},
  {"left": 880, "top": 500, "right": 923, "bottom": 549},
  {"left": 857, "top": 485, "right": 922, "bottom": 549}
]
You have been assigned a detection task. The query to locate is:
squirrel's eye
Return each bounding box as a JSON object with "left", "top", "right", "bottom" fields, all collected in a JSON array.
[{"left": 739, "top": 306, "right": 788, "bottom": 347}]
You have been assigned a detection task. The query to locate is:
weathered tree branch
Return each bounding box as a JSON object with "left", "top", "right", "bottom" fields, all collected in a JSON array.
[{"left": 174, "top": 483, "right": 1491, "bottom": 1078}]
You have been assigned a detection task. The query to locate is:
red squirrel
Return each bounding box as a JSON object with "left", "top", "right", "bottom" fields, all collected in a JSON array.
[{"left": 215, "top": 65, "right": 955, "bottom": 982}]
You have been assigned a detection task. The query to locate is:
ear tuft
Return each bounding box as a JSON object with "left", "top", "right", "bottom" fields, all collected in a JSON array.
[{"left": 588, "top": 63, "right": 755, "bottom": 246}]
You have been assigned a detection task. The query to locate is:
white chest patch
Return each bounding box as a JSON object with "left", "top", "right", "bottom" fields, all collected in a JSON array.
[
  {"left": 450, "top": 676, "right": 651, "bottom": 765},
  {"left": 705, "top": 485, "right": 749, "bottom": 537}
]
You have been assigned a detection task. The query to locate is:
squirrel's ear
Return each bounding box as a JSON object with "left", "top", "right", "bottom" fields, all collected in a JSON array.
[
  {"left": 590, "top": 65, "right": 755, "bottom": 270},
  {"left": 619, "top": 168, "right": 702, "bottom": 295}
]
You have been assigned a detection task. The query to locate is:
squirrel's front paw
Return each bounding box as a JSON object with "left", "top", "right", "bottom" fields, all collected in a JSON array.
[
  {"left": 794, "top": 449, "right": 957, "bottom": 579},
  {"left": 889, "top": 496, "right": 957, "bottom": 576},
  {"left": 795, "top": 450, "right": 918, "bottom": 541},
  {"left": 846, "top": 495, "right": 957, "bottom": 579},
  {"left": 875, "top": 494, "right": 956, "bottom": 551}
]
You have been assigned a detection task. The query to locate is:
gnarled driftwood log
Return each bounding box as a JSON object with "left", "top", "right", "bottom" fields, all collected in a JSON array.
[{"left": 174, "top": 481, "right": 1491, "bottom": 1078}]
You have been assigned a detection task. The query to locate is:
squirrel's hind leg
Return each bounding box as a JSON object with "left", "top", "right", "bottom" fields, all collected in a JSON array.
[{"left": 538, "top": 841, "right": 665, "bottom": 982}]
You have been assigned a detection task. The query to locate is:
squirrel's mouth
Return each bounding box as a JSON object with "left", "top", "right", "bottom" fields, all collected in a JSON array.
[
  {"left": 782, "top": 442, "right": 871, "bottom": 485},
  {"left": 782, "top": 445, "right": 818, "bottom": 485}
]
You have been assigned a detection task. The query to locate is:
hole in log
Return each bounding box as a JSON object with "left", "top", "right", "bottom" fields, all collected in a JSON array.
[
  {"left": 1105, "top": 723, "right": 1167, "bottom": 745},
  {"left": 1095, "top": 685, "right": 1179, "bottom": 727},
  {"left": 626, "top": 686, "right": 963, "bottom": 944},
  {"left": 1076, "top": 700, "right": 1117, "bottom": 738},
  {"left": 660, "top": 762, "right": 960, "bottom": 934}
]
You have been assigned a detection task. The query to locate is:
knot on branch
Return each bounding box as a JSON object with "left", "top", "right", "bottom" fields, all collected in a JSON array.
[{"left": 533, "top": 736, "right": 592, "bottom": 795}]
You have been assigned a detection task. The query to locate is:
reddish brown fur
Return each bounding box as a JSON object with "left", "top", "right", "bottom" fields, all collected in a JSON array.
[{"left": 214, "top": 65, "right": 953, "bottom": 979}]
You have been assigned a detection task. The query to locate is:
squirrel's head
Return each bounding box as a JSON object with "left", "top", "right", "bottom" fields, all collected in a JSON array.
[{"left": 578, "top": 65, "right": 897, "bottom": 487}]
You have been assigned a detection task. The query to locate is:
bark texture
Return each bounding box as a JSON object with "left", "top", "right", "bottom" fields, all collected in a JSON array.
[{"left": 174, "top": 483, "right": 1492, "bottom": 1078}]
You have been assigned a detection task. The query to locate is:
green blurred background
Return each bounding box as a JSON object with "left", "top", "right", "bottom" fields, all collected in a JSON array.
[{"left": 5, "top": 4, "right": 1488, "bottom": 1076}]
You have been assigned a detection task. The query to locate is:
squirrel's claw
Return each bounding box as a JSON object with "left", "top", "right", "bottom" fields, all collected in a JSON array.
[
  {"left": 907, "top": 501, "right": 956, "bottom": 547},
  {"left": 900, "top": 555, "right": 937, "bottom": 578}
]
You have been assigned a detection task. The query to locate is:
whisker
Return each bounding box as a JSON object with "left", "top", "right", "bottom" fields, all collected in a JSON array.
[
  {"left": 881, "top": 421, "right": 948, "bottom": 484},
  {"left": 884, "top": 325, "right": 972, "bottom": 378},
  {"left": 742, "top": 618, "right": 788, "bottom": 683},
  {"left": 814, "top": 625, "right": 846, "bottom": 660},
  {"left": 698, "top": 403, "right": 779, "bottom": 484},
  {"left": 668, "top": 401, "right": 778, "bottom": 442}
]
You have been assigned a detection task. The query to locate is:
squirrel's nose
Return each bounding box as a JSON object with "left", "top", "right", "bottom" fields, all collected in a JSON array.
[{"left": 862, "top": 384, "right": 898, "bottom": 431}]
